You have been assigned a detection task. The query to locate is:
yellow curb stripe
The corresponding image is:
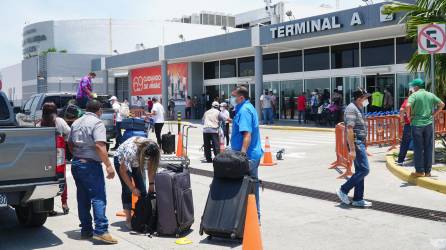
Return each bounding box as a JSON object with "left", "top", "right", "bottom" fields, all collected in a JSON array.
[
  {"left": 385, "top": 152, "right": 446, "bottom": 195},
  {"left": 260, "top": 125, "right": 334, "bottom": 132}
]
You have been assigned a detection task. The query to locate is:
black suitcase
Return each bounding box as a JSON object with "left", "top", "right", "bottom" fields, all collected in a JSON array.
[
  {"left": 131, "top": 193, "right": 157, "bottom": 234},
  {"left": 199, "top": 176, "right": 256, "bottom": 240},
  {"left": 161, "top": 132, "right": 176, "bottom": 154},
  {"left": 155, "top": 165, "right": 194, "bottom": 236},
  {"left": 213, "top": 150, "right": 250, "bottom": 179}
]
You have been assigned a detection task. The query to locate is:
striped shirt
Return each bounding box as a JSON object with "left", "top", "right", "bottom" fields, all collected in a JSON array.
[{"left": 344, "top": 103, "right": 367, "bottom": 140}]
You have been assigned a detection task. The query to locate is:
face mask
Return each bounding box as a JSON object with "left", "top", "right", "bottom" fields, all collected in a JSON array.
[
  {"left": 230, "top": 96, "right": 237, "bottom": 106},
  {"left": 362, "top": 99, "right": 369, "bottom": 107},
  {"left": 409, "top": 87, "right": 415, "bottom": 92}
]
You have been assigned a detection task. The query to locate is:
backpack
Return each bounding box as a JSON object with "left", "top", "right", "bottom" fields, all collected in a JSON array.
[
  {"left": 119, "top": 103, "right": 130, "bottom": 118},
  {"left": 131, "top": 193, "right": 157, "bottom": 234}
]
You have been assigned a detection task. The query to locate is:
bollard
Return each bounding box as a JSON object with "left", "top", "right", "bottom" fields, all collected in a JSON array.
[{"left": 177, "top": 111, "right": 182, "bottom": 134}]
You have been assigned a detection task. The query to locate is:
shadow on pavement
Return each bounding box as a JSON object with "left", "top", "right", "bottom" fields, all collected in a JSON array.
[
  {"left": 0, "top": 207, "right": 63, "bottom": 249},
  {"left": 110, "top": 221, "right": 132, "bottom": 233},
  {"left": 199, "top": 236, "right": 242, "bottom": 248}
]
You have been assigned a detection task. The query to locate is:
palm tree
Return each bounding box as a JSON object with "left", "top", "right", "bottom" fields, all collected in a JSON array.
[{"left": 384, "top": 0, "right": 446, "bottom": 99}]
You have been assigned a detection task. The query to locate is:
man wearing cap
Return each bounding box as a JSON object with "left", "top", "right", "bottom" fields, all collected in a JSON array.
[
  {"left": 337, "top": 88, "right": 373, "bottom": 207},
  {"left": 202, "top": 101, "right": 224, "bottom": 162},
  {"left": 405, "top": 78, "right": 444, "bottom": 177},
  {"left": 110, "top": 96, "right": 123, "bottom": 150},
  {"left": 76, "top": 72, "right": 96, "bottom": 109}
]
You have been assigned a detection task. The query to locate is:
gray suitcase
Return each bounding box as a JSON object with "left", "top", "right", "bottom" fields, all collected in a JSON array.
[{"left": 155, "top": 164, "right": 194, "bottom": 236}]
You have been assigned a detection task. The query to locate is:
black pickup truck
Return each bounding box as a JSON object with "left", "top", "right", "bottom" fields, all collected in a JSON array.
[{"left": 0, "top": 91, "right": 66, "bottom": 227}]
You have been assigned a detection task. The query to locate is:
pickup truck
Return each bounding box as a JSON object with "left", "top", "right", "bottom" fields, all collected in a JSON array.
[
  {"left": 18, "top": 92, "right": 116, "bottom": 149},
  {"left": 0, "top": 91, "right": 66, "bottom": 227}
]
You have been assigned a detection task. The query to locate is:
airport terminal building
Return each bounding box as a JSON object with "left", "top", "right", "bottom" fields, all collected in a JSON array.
[{"left": 96, "top": 2, "right": 419, "bottom": 117}]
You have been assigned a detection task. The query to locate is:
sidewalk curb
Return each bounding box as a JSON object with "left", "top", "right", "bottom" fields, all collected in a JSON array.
[
  {"left": 385, "top": 153, "right": 446, "bottom": 195},
  {"left": 260, "top": 125, "right": 334, "bottom": 132}
]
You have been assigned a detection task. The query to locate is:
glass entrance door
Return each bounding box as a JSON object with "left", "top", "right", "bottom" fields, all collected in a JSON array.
[{"left": 365, "top": 74, "right": 395, "bottom": 112}]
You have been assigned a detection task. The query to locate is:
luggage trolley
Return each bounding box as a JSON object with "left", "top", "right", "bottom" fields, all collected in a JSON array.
[{"left": 160, "top": 123, "right": 196, "bottom": 167}]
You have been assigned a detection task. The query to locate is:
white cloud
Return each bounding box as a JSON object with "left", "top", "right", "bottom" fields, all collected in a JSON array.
[{"left": 0, "top": 0, "right": 380, "bottom": 68}]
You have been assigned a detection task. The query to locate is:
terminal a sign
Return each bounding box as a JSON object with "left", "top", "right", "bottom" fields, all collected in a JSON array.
[{"left": 270, "top": 12, "right": 365, "bottom": 39}]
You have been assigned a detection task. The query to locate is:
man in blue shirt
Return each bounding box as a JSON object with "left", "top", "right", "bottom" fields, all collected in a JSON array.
[{"left": 230, "top": 86, "right": 263, "bottom": 218}]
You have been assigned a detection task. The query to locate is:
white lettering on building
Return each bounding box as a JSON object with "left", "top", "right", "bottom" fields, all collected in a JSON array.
[{"left": 350, "top": 12, "right": 362, "bottom": 26}]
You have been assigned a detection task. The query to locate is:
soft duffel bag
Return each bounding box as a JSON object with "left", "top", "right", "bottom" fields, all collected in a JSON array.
[
  {"left": 121, "top": 118, "right": 147, "bottom": 131},
  {"left": 212, "top": 150, "right": 249, "bottom": 179}
]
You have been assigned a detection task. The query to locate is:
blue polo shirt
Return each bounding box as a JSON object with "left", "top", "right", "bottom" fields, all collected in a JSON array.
[{"left": 230, "top": 100, "right": 263, "bottom": 160}]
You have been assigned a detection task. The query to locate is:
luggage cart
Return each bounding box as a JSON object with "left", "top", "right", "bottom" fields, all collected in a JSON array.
[{"left": 160, "top": 124, "right": 196, "bottom": 167}]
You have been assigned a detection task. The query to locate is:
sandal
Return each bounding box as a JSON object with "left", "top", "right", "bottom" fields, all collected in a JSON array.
[{"left": 62, "top": 204, "right": 70, "bottom": 215}]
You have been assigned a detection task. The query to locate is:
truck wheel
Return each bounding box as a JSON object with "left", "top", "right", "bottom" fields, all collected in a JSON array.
[{"left": 15, "top": 205, "right": 48, "bottom": 227}]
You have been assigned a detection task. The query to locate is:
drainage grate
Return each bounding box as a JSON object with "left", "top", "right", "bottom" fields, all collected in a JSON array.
[{"left": 189, "top": 167, "right": 446, "bottom": 223}]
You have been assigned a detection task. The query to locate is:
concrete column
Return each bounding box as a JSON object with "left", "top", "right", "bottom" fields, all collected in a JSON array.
[
  {"left": 254, "top": 46, "right": 263, "bottom": 118},
  {"left": 161, "top": 60, "right": 168, "bottom": 112}
]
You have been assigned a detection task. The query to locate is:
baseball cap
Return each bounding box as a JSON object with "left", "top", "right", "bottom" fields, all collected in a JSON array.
[
  {"left": 212, "top": 101, "right": 220, "bottom": 108},
  {"left": 409, "top": 78, "right": 425, "bottom": 88},
  {"left": 220, "top": 102, "right": 228, "bottom": 107},
  {"left": 352, "top": 88, "right": 371, "bottom": 100},
  {"left": 108, "top": 96, "right": 118, "bottom": 101}
]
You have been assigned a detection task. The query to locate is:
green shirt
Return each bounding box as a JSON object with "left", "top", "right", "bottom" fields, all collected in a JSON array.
[{"left": 408, "top": 89, "right": 442, "bottom": 127}]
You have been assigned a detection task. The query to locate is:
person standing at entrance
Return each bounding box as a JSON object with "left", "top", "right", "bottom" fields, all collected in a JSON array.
[
  {"left": 68, "top": 100, "right": 117, "bottom": 243},
  {"left": 230, "top": 86, "right": 263, "bottom": 218},
  {"left": 202, "top": 102, "right": 223, "bottom": 162},
  {"left": 260, "top": 90, "right": 273, "bottom": 125},
  {"left": 337, "top": 88, "right": 372, "bottom": 207},
  {"left": 219, "top": 102, "right": 232, "bottom": 146},
  {"left": 297, "top": 92, "right": 307, "bottom": 124},
  {"left": 76, "top": 72, "right": 96, "bottom": 109},
  {"left": 405, "top": 79, "right": 444, "bottom": 177},
  {"left": 147, "top": 97, "right": 153, "bottom": 113},
  {"left": 383, "top": 88, "right": 394, "bottom": 111},
  {"left": 396, "top": 90, "right": 413, "bottom": 165},
  {"left": 185, "top": 96, "right": 192, "bottom": 119},
  {"left": 148, "top": 97, "right": 165, "bottom": 146}
]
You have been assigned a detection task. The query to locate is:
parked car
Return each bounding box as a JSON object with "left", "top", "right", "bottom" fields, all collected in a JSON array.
[
  {"left": 18, "top": 92, "right": 116, "bottom": 149},
  {"left": 0, "top": 91, "right": 66, "bottom": 227}
]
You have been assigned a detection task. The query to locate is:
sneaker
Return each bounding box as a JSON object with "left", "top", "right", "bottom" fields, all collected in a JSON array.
[
  {"left": 351, "top": 200, "right": 372, "bottom": 208},
  {"left": 80, "top": 232, "right": 93, "bottom": 240},
  {"left": 410, "top": 172, "right": 425, "bottom": 178},
  {"left": 425, "top": 173, "right": 432, "bottom": 177},
  {"left": 394, "top": 160, "right": 403, "bottom": 166},
  {"left": 93, "top": 233, "right": 118, "bottom": 244},
  {"left": 336, "top": 189, "right": 351, "bottom": 205}
]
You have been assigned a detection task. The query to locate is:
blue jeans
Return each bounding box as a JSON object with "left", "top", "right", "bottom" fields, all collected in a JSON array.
[
  {"left": 412, "top": 124, "right": 433, "bottom": 174},
  {"left": 113, "top": 157, "right": 147, "bottom": 210},
  {"left": 262, "top": 108, "right": 273, "bottom": 125},
  {"left": 249, "top": 158, "right": 261, "bottom": 219},
  {"left": 340, "top": 141, "right": 370, "bottom": 202},
  {"left": 71, "top": 160, "right": 108, "bottom": 236},
  {"left": 397, "top": 124, "right": 412, "bottom": 163},
  {"left": 76, "top": 96, "right": 89, "bottom": 109}
]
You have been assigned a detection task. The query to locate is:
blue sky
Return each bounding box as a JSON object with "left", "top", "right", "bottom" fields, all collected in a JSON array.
[{"left": 0, "top": 0, "right": 378, "bottom": 69}]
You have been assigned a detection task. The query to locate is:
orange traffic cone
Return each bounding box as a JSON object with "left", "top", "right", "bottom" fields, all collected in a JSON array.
[
  {"left": 260, "top": 136, "right": 277, "bottom": 166},
  {"left": 176, "top": 132, "right": 184, "bottom": 157},
  {"left": 242, "top": 194, "right": 263, "bottom": 250}
]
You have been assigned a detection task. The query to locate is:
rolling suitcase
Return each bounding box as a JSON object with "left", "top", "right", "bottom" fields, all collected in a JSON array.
[
  {"left": 161, "top": 132, "right": 176, "bottom": 154},
  {"left": 155, "top": 164, "right": 194, "bottom": 236},
  {"left": 199, "top": 176, "right": 256, "bottom": 240}
]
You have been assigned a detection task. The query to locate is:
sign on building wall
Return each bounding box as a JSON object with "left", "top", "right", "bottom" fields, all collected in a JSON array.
[{"left": 130, "top": 63, "right": 188, "bottom": 105}]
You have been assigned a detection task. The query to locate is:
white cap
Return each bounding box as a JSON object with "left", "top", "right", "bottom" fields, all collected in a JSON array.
[
  {"left": 220, "top": 102, "right": 227, "bottom": 107},
  {"left": 109, "top": 96, "right": 118, "bottom": 101},
  {"left": 212, "top": 101, "right": 220, "bottom": 108}
]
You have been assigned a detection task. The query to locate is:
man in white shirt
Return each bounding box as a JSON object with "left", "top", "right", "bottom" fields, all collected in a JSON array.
[
  {"left": 110, "top": 96, "right": 123, "bottom": 150},
  {"left": 260, "top": 89, "right": 273, "bottom": 125},
  {"left": 148, "top": 97, "right": 165, "bottom": 145}
]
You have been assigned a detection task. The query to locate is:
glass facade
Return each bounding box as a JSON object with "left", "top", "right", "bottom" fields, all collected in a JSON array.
[
  {"left": 361, "top": 39, "right": 395, "bottom": 66},
  {"left": 396, "top": 37, "right": 416, "bottom": 64},
  {"left": 238, "top": 56, "right": 254, "bottom": 77},
  {"left": 263, "top": 53, "right": 279, "bottom": 75},
  {"left": 220, "top": 59, "right": 236, "bottom": 78},
  {"left": 304, "top": 47, "right": 329, "bottom": 71},
  {"left": 331, "top": 43, "right": 359, "bottom": 69},
  {"left": 204, "top": 61, "right": 219, "bottom": 79},
  {"left": 279, "top": 51, "right": 302, "bottom": 73}
]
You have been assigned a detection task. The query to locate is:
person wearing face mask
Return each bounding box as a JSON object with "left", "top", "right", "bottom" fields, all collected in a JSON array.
[
  {"left": 219, "top": 102, "right": 232, "bottom": 146},
  {"left": 336, "top": 88, "right": 373, "bottom": 208},
  {"left": 230, "top": 86, "right": 263, "bottom": 219},
  {"left": 405, "top": 79, "right": 445, "bottom": 177}
]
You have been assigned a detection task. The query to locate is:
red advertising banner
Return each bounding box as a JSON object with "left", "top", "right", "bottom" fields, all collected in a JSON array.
[{"left": 131, "top": 66, "right": 162, "bottom": 96}]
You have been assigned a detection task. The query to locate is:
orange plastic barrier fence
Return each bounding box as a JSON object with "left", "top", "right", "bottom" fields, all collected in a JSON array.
[
  {"left": 435, "top": 110, "right": 446, "bottom": 135},
  {"left": 366, "top": 115, "right": 401, "bottom": 151},
  {"left": 329, "top": 123, "right": 353, "bottom": 179}
]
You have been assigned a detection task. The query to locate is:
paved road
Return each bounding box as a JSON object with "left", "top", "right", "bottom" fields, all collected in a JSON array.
[{"left": 1, "top": 126, "right": 446, "bottom": 249}]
